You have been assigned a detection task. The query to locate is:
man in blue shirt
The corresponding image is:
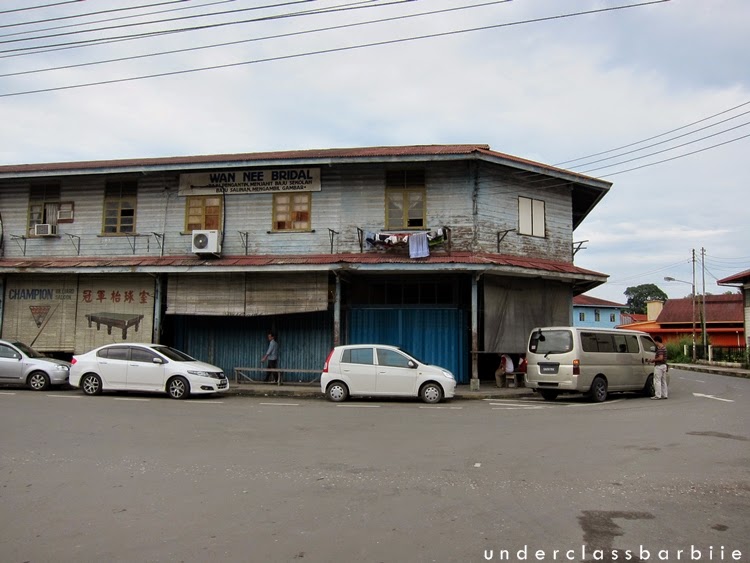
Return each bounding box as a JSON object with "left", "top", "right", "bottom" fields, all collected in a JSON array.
[{"left": 262, "top": 332, "right": 279, "bottom": 383}]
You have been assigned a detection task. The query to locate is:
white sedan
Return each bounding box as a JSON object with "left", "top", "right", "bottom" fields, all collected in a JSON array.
[{"left": 69, "top": 343, "right": 228, "bottom": 399}]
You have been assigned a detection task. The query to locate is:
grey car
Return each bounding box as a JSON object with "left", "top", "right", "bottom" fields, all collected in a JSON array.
[{"left": 0, "top": 339, "right": 71, "bottom": 391}]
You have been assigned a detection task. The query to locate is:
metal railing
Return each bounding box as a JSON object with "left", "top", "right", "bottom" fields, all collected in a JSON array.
[{"left": 233, "top": 367, "right": 321, "bottom": 386}]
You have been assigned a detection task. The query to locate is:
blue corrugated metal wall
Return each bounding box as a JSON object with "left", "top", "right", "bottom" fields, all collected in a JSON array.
[
  {"left": 348, "top": 308, "right": 469, "bottom": 384},
  {"left": 169, "top": 311, "right": 332, "bottom": 382}
]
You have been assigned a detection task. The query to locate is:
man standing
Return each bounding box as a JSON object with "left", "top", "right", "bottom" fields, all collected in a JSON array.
[
  {"left": 651, "top": 336, "right": 668, "bottom": 400},
  {"left": 262, "top": 332, "right": 279, "bottom": 383}
]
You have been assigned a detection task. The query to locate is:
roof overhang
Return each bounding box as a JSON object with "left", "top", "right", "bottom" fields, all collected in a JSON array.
[{"left": 0, "top": 252, "right": 608, "bottom": 293}]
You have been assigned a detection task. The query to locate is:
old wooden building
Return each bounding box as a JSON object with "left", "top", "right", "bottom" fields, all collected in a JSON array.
[{"left": 0, "top": 144, "right": 611, "bottom": 387}]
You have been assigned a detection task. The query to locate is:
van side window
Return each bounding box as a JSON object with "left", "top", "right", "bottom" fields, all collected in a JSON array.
[
  {"left": 640, "top": 336, "right": 656, "bottom": 353},
  {"left": 581, "top": 332, "right": 615, "bottom": 353},
  {"left": 613, "top": 334, "right": 628, "bottom": 353},
  {"left": 626, "top": 335, "right": 640, "bottom": 353},
  {"left": 376, "top": 348, "right": 411, "bottom": 368},
  {"left": 342, "top": 348, "right": 374, "bottom": 365}
]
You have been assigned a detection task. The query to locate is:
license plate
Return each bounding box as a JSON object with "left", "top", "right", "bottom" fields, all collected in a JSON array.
[{"left": 540, "top": 364, "right": 558, "bottom": 374}]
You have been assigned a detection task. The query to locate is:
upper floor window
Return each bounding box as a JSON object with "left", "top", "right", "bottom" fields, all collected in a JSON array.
[
  {"left": 518, "top": 196, "right": 545, "bottom": 237},
  {"left": 103, "top": 180, "right": 137, "bottom": 234},
  {"left": 28, "top": 183, "right": 61, "bottom": 236},
  {"left": 385, "top": 170, "right": 425, "bottom": 229},
  {"left": 594, "top": 310, "right": 601, "bottom": 322},
  {"left": 186, "top": 195, "right": 222, "bottom": 231},
  {"left": 579, "top": 312, "right": 585, "bottom": 322},
  {"left": 610, "top": 313, "right": 616, "bottom": 323},
  {"left": 273, "top": 192, "right": 311, "bottom": 231}
]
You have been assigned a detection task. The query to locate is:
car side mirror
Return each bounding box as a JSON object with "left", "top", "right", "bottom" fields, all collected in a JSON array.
[
  {"left": 408, "top": 360, "right": 417, "bottom": 369},
  {"left": 152, "top": 357, "right": 164, "bottom": 364}
]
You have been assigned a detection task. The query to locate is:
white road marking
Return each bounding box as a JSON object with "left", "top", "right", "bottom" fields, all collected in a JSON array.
[
  {"left": 114, "top": 397, "right": 151, "bottom": 402},
  {"left": 492, "top": 406, "right": 547, "bottom": 410},
  {"left": 693, "top": 393, "right": 734, "bottom": 402},
  {"left": 0, "top": 392, "right": 17, "bottom": 395},
  {"left": 418, "top": 406, "right": 463, "bottom": 409},
  {"left": 259, "top": 402, "right": 299, "bottom": 406},
  {"left": 46, "top": 394, "right": 81, "bottom": 398},
  {"left": 474, "top": 463, "right": 481, "bottom": 468},
  {"left": 566, "top": 399, "right": 624, "bottom": 407},
  {"left": 335, "top": 404, "right": 380, "bottom": 408},
  {"left": 186, "top": 400, "right": 224, "bottom": 404}
]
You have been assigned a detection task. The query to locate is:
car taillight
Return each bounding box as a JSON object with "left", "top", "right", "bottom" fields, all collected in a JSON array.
[
  {"left": 322, "top": 349, "right": 334, "bottom": 373},
  {"left": 71, "top": 357, "right": 77, "bottom": 365},
  {"left": 573, "top": 359, "right": 580, "bottom": 375}
]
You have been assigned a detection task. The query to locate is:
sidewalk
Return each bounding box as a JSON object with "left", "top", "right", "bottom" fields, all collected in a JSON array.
[
  {"left": 669, "top": 362, "right": 750, "bottom": 379},
  {"left": 225, "top": 362, "right": 750, "bottom": 400},
  {"left": 227, "top": 380, "right": 534, "bottom": 400}
]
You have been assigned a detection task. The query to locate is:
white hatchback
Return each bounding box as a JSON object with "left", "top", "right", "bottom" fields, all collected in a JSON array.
[
  {"left": 321, "top": 344, "right": 456, "bottom": 403},
  {"left": 69, "top": 343, "right": 228, "bottom": 400}
]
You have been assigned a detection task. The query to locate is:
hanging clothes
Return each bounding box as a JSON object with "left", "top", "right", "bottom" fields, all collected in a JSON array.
[{"left": 409, "top": 232, "right": 429, "bottom": 258}]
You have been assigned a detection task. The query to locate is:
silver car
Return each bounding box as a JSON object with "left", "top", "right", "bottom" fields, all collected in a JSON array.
[{"left": 0, "top": 339, "right": 71, "bottom": 391}]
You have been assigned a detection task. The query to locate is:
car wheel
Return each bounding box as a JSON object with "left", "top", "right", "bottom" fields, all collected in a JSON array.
[
  {"left": 27, "top": 371, "right": 50, "bottom": 391},
  {"left": 420, "top": 382, "right": 443, "bottom": 404},
  {"left": 539, "top": 389, "right": 559, "bottom": 401},
  {"left": 81, "top": 373, "right": 103, "bottom": 396},
  {"left": 643, "top": 374, "right": 654, "bottom": 397},
  {"left": 326, "top": 381, "right": 349, "bottom": 402},
  {"left": 167, "top": 376, "right": 190, "bottom": 400},
  {"left": 590, "top": 376, "right": 608, "bottom": 403}
]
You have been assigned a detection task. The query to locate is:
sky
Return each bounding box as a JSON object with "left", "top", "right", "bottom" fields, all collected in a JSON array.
[{"left": 1, "top": 0, "right": 748, "bottom": 304}]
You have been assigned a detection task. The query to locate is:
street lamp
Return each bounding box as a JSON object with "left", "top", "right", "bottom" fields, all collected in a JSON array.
[{"left": 664, "top": 276, "right": 697, "bottom": 362}]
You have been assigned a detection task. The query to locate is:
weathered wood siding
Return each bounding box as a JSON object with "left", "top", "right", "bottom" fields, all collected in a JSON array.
[{"left": 0, "top": 160, "right": 574, "bottom": 261}]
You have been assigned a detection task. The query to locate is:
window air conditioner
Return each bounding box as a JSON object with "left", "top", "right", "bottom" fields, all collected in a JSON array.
[
  {"left": 34, "top": 223, "right": 57, "bottom": 236},
  {"left": 192, "top": 230, "right": 221, "bottom": 254}
]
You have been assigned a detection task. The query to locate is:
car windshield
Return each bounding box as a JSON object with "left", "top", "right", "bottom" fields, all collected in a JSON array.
[
  {"left": 12, "top": 341, "right": 43, "bottom": 358},
  {"left": 396, "top": 348, "right": 423, "bottom": 364},
  {"left": 528, "top": 330, "right": 573, "bottom": 355},
  {"left": 152, "top": 346, "right": 196, "bottom": 362}
]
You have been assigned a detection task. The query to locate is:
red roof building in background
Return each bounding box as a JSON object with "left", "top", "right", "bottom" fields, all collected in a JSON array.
[{"left": 617, "top": 294, "right": 744, "bottom": 347}]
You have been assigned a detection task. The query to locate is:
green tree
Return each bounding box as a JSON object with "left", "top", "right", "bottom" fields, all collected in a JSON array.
[{"left": 624, "top": 284, "right": 668, "bottom": 314}]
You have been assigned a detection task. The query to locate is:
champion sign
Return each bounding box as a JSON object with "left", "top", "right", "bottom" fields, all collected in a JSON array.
[{"left": 179, "top": 168, "right": 321, "bottom": 196}]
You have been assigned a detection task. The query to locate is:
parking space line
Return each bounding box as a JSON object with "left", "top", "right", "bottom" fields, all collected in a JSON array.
[
  {"left": 418, "top": 406, "right": 463, "bottom": 409},
  {"left": 186, "top": 400, "right": 224, "bottom": 404},
  {"left": 46, "top": 394, "right": 81, "bottom": 398},
  {"left": 114, "top": 397, "right": 151, "bottom": 402},
  {"left": 0, "top": 391, "right": 17, "bottom": 395},
  {"left": 565, "top": 399, "right": 624, "bottom": 407},
  {"left": 259, "top": 402, "right": 299, "bottom": 406},
  {"left": 335, "top": 404, "right": 380, "bottom": 408}
]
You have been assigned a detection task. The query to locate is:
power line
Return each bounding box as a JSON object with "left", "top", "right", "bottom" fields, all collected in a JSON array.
[
  {"left": 0, "top": 1, "right": 670, "bottom": 98},
  {"left": 597, "top": 133, "right": 750, "bottom": 177},
  {"left": 579, "top": 120, "right": 750, "bottom": 174},
  {"left": 0, "top": 0, "right": 501, "bottom": 74},
  {"left": 555, "top": 99, "right": 750, "bottom": 167},
  {"left": 0, "top": 1, "right": 86, "bottom": 16},
  {"left": 0, "top": 0, "right": 237, "bottom": 35}
]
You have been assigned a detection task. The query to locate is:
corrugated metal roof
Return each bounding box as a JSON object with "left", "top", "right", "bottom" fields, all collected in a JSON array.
[
  {"left": 0, "top": 251, "right": 605, "bottom": 278},
  {"left": 718, "top": 269, "right": 750, "bottom": 285},
  {"left": 656, "top": 295, "right": 743, "bottom": 323},
  {"left": 0, "top": 144, "right": 607, "bottom": 186},
  {"left": 573, "top": 295, "right": 626, "bottom": 307}
]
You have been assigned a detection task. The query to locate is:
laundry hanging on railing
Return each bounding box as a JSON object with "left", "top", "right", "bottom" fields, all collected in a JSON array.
[{"left": 364, "top": 227, "right": 447, "bottom": 254}]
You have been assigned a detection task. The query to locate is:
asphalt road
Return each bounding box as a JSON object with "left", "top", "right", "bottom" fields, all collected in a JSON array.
[{"left": 1, "top": 369, "right": 748, "bottom": 563}]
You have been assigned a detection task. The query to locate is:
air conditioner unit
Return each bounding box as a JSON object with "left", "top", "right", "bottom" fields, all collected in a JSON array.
[
  {"left": 34, "top": 223, "right": 57, "bottom": 236},
  {"left": 192, "top": 230, "right": 221, "bottom": 254}
]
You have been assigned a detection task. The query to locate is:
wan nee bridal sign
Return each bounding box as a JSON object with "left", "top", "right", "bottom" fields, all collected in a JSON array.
[{"left": 179, "top": 168, "right": 321, "bottom": 195}]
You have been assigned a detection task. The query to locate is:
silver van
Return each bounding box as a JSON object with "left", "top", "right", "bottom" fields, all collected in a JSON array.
[{"left": 525, "top": 327, "right": 657, "bottom": 402}]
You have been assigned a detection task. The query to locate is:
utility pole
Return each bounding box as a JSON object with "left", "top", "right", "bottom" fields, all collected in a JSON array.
[
  {"left": 701, "top": 247, "right": 707, "bottom": 352},
  {"left": 691, "top": 249, "right": 697, "bottom": 362}
]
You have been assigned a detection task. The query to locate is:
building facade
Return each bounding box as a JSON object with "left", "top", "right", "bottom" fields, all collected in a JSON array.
[
  {"left": 0, "top": 144, "right": 610, "bottom": 388},
  {"left": 572, "top": 294, "right": 626, "bottom": 328}
]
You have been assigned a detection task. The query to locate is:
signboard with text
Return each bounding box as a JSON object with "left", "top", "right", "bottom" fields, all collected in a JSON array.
[{"left": 179, "top": 168, "right": 321, "bottom": 196}]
